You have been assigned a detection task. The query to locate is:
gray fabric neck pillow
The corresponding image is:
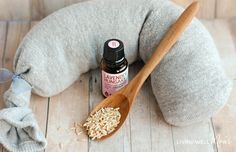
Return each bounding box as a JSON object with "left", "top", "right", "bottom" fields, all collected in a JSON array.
[{"left": 0, "top": 0, "right": 232, "bottom": 151}]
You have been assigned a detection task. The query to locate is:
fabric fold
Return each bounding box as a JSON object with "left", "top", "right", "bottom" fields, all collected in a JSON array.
[{"left": 0, "top": 77, "right": 47, "bottom": 152}]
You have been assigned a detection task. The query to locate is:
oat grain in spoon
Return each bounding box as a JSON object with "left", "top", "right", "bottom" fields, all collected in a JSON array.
[{"left": 83, "top": 107, "right": 121, "bottom": 140}]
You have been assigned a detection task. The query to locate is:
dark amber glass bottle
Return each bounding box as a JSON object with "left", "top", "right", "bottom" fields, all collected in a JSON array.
[{"left": 100, "top": 39, "right": 129, "bottom": 97}]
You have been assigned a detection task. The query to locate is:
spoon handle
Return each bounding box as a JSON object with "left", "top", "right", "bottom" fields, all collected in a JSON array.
[{"left": 123, "top": 1, "right": 199, "bottom": 101}]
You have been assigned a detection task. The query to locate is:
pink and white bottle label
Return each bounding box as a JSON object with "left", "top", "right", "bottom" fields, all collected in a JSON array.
[{"left": 102, "top": 68, "right": 128, "bottom": 97}]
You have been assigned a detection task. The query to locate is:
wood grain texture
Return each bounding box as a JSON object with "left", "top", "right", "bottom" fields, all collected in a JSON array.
[
  {"left": 129, "top": 62, "right": 174, "bottom": 152},
  {"left": 0, "top": 0, "right": 31, "bottom": 20},
  {"left": 41, "top": 0, "right": 66, "bottom": 18},
  {"left": 129, "top": 62, "right": 152, "bottom": 152},
  {"left": 46, "top": 74, "right": 89, "bottom": 152},
  {"left": 172, "top": 0, "right": 216, "bottom": 19},
  {"left": 0, "top": 0, "right": 88, "bottom": 20},
  {"left": 0, "top": 21, "right": 7, "bottom": 152},
  {"left": 203, "top": 20, "right": 236, "bottom": 152},
  {"left": 149, "top": 88, "right": 174, "bottom": 152},
  {"left": 31, "top": 0, "right": 45, "bottom": 20},
  {"left": 41, "top": 0, "right": 85, "bottom": 19},
  {"left": 216, "top": 0, "right": 236, "bottom": 18},
  {"left": 229, "top": 18, "right": 236, "bottom": 46},
  {"left": 0, "top": 0, "right": 236, "bottom": 20},
  {"left": 172, "top": 121, "right": 217, "bottom": 152},
  {"left": 4, "top": 21, "right": 30, "bottom": 70}
]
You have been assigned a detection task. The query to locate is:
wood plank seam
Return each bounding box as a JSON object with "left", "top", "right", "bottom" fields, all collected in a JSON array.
[
  {"left": 170, "top": 127, "right": 176, "bottom": 152},
  {"left": 88, "top": 73, "right": 92, "bottom": 152},
  {"left": 147, "top": 85, "right": 153, "bottom": 152},
  {"left": 44, "top": 97, "right": 50, "bottom": 152},
  {"left": 30, "top": 0, "right": 34, "bottom": 21},
  {"left": 45, "top": 98, "right": 50, "bottom": 138},
  {"left": 1, "top": 22, "right": 8, "bottom": 68},
  {"left": 211, "top": 119, "right": 219, "bottom": 152},
  {"left": 128, "top": 116, "right": 132, "bottom": 152},
  {"left": 214, "top": 0, "right": 217, "bottom": 19},
  {"left": 148, "top": 92, "right": 153, "bottom": 152},
  {"left": 30, "top": 0, "right": 46, "bottom": 20}
]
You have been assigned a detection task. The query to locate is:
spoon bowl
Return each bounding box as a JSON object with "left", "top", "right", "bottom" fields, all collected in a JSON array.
[
  {"left": 87, "top": 1, "right": 199, "bottom": 141},
  {"left": 90, "top": 93, "right": 130, "bottom": 140}
]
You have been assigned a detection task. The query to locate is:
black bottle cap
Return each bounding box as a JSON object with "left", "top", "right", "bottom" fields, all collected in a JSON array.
[{"left": 103, "top": 39, "right": 125, "bottom": 64}]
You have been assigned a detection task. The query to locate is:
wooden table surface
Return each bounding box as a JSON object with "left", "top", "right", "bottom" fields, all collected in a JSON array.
[{"left": 0, "top": 19, "right": 235, "bottom": 152}]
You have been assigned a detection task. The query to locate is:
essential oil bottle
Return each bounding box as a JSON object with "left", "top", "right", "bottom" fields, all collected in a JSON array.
[{"left": 101, "top": 39, "right": 129, "bottom": 97}]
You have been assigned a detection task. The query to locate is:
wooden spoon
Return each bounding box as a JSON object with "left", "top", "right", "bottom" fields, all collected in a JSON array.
[{"left": 89, "top": 1, "right": 199, "bottom": 140}]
